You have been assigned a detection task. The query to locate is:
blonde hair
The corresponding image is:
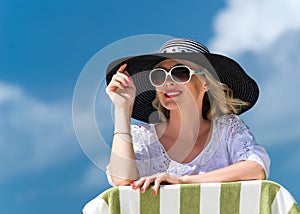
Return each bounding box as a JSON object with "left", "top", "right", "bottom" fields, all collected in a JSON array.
[{"left": 152, "top": 67, "right": 249, "bottom": 121}]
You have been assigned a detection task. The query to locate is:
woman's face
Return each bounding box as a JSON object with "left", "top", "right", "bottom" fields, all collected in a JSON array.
[{"left": 154, "top": 59, "right": 207, "bottom": 111}]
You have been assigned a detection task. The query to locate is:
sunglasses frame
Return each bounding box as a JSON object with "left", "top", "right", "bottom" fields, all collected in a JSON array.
[{"left": 149, "top": 65, "right": 204, "bottom": 87}]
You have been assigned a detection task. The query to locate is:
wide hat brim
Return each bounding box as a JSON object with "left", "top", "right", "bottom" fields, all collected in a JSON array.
[{"left": 106, "top": 52, "right": 259, "bottom": 123}]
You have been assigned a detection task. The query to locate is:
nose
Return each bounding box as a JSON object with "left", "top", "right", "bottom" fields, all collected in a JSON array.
[{"left": 164, "top": 75, "right": 176, "bottom": 86}]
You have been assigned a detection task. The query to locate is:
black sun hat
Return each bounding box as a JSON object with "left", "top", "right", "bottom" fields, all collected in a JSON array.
[{"left": 106, "top": 38, "right": 259, "bottom": 123}]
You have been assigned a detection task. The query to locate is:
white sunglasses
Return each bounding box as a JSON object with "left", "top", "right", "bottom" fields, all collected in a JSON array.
[{"left": 149, "top": 65, "right": 204, "bottom": 87}]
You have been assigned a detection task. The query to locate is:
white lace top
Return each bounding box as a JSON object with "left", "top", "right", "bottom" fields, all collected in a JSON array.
[{"left": 107, "top": 114, "right": 270, "bottom": 186}]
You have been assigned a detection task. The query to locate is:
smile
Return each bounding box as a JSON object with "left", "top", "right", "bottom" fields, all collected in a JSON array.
[{"left": 164, "top": 90, "right": 182, "bottom": 98}]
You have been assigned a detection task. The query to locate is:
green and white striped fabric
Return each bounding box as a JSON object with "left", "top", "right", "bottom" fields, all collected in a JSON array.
[{"left": 83, "top": 180, "right": 299, "bottom": 214}]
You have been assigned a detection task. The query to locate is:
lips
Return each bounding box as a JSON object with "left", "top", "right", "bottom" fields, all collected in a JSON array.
[{"left": 164, "top": 90, "right": 182, "bottom": 98}]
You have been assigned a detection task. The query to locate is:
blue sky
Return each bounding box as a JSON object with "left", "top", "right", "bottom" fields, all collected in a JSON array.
[{"left": 1, "top": 0, "right": 300, "bottom": 213}]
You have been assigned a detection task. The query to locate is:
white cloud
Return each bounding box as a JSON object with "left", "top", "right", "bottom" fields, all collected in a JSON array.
[
  {"left": 0, "top": 81, "right": 78, "bottom": 182},
  {"left": 244, "top": 33, "right": 300, "bottom": 145},
  {"left": 210, "top": 0, "right": 300, "bottom": 56},
  {"left": 209, "top": 1, "right": 300, "bottom": 146}
]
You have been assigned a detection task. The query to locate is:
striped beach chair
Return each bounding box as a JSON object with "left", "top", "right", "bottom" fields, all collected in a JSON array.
[{"left": 83, "top": 180, "right": 299, "bottom": 214}]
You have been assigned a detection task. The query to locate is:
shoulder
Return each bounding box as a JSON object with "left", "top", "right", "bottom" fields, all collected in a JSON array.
[
  {"left": 214, "top": 114, "right": 245, "bottom": 127},
  {"left": 213, "top": 114, "right": 250, "bottom": 135}
]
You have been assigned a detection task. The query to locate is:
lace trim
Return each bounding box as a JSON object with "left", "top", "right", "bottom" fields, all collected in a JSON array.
[{"left": 147, "top": 117, "right": 222, "bottom": 171}]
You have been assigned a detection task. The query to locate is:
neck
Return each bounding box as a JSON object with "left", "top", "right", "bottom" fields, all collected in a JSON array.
[
  {"left": 160, "top": 104, "right": 212, "bottom": 164},
  {"left": 167, "top": 105, "right": 208, "bottom": 140}
]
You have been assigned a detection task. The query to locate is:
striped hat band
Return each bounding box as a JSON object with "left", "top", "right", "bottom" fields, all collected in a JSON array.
[{"left": 159, "top": 38, "right": 210, "bottom": 54}]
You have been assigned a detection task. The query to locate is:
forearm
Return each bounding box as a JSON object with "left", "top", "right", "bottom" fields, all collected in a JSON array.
[
  {"left": 109, "top": 107, "right": 139, "bottom": 185},
  {"left": 181, "top": 160, "right": 266, "bottom": 184}
]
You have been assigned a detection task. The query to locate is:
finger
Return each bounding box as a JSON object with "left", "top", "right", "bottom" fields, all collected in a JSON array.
[
  {"left": 115, "top": 71, "right": 131, "bottom": 81},
  {"left": 107, "top": 78, "right": 125, "bottom": 91},
  {"left": 131, "top": 177, "right": 145, "bottom": 190},
  {"left": 123, "top": 70, "right": 133, "bottom": 84},
  {"left": 141, "top": 177, "right": 153, "bottom": 193},
  {"left": 115, "top": 81, "right": 125, "bottom": 90},
  {"left": 123, "top": 70, "right": 131, "bottom": 79},
  {"left": 112, "top": 74, "right": 129, "bottom": 87},
  {"left": 117, "top": 63, "right": 127, "bottom": 73},
  {"left": 106, "top": 84, "right": 120, "bottom": 95},
  {"left": 154, "top": 174, "right": 168, "bottom": 195}
]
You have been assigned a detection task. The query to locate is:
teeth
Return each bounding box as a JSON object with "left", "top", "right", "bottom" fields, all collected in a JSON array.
[{"left": 166, "top": 92, "right": 181, "bottom": 96}]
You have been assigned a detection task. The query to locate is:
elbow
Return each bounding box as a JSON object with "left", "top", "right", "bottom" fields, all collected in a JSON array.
[
  {"left": 108, "top": 165, "right": 139, "bottom": 186},
  {"left": 111, "top": 175, "right": 133, "bottom": 186},
  {"left": 250, "top": 161, "right": 267, "bottom": 180},
  {"left": 255, "top": 168, "right": 266, "bottom": 180},
  {"left": 257, "top": 167, "right": 267, "bottom": 180}
]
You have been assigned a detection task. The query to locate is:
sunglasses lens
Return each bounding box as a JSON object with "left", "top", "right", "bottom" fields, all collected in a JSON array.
[
  {"left": 171, "top": 67, "right": 190, "bottom": 83},
  {"left": 150, "top": 69, "right": 166, "bottom": 86}
]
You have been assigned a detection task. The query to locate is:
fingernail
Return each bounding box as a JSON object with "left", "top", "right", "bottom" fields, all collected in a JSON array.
[
  {"left": 153, "top": 190, "right": 157, "bottom": 195},
  {"left": 141, "top": 188, "right": 145, "bottom": 193}
]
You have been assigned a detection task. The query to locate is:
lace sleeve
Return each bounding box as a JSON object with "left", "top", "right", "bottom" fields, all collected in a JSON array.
[{"left": 226, "top": 115, "right": 271, "bottom": 178}]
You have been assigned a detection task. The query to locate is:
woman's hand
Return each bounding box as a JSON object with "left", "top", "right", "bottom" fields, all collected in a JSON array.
[
  {"left": 130, "top": 173, "right": 183, "bottom": 195},
  {"left": 106, "top": 64, "right": 136, "bottom": 109}
]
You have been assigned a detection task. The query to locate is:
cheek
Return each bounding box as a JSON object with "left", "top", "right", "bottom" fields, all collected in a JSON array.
[
  {"left": 186, "top": 78, "right": 203, "bottom": 98},
  {"left": 156, "top": 92, "right": 163, "bottom": 101},
  {"left": 156, "top": 90, "right": 164, "bottom": 99},
  {"left": 156, "top": 91, "right": 168, "bottom": 106}
]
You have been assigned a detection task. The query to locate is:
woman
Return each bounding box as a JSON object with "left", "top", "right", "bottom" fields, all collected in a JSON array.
[{"left": 105, "top": 38, "right": 270, "bottom": 195}]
